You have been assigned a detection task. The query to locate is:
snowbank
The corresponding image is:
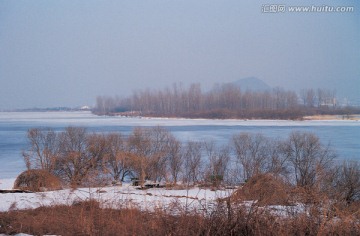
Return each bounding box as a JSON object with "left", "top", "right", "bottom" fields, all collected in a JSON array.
[{"left": 0, "top": 182, "right": 233, "bottom": 213}]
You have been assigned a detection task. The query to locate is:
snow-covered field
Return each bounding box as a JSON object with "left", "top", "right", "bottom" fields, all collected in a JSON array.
[{"left": 0, "top": 178, "right": 233, "bottom": 213}]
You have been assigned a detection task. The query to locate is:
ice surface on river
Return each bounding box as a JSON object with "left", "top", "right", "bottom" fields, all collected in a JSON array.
[{"left": 0, "top": 111, "right": 359, "bottom": 127}]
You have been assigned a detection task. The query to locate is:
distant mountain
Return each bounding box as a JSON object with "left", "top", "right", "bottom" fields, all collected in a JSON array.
[{"left": 231, "top": 77, "right": 271, "bottom": 91}]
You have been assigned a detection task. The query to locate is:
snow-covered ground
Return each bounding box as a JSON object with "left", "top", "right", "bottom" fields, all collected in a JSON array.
[
  {"left": 0, "top": 177, "right": 309, "bottom": 236},
  {"left": 0, "top": 178, "right": 233, "bottom": 213}
]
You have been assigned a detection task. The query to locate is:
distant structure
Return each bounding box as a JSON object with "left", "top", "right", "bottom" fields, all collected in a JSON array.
[{"left": 80, "top": 106, "right": 91, "bottom": 111}]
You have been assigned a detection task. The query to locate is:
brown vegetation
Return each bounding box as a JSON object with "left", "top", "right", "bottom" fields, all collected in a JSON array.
[
  {"left": 0, "top": 197, "right": 359, "bottom": 236},
  {"left": 13, "top": 169, "right": 62, "bottom": 192},
  {"left": 21, "top": 127, "right": 360, "bottom": 199},
  {"left": 93, "top": 83, "right": 360, "bottom": 119},
  {"left": 8, "top": 126, "right": 360, "bottom": 235},
  {"left": 233, "top": 173, "right": 291, "bottom": 205}
]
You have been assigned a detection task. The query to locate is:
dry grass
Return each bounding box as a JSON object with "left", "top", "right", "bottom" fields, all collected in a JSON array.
[
  {"left": 0, "top": 200, "right": 205, "bottom": 236},
  {"left": 232, "top": 174, "right": 291, "bottom": 206},
  {"left": 0, "top": 197, "right": 359, "bottom": 236},
  {"left": 13, "top": 169, "right": 62, "bottom": 192},
  {"left": 6, "top": 168, "right": 358, "bottom": 235}
]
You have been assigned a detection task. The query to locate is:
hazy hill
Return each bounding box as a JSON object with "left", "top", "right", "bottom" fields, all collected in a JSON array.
[{"left": 231, "top": 77, "right": 272, "bottom": 91}]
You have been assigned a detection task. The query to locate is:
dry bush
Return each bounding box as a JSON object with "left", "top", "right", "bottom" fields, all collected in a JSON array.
[
  {"left": 232, "top": 173, "right": 291, "bottom": 206},
  {"left": 13, "top": 169, "right": 62, "bottom": 192},
  {"left": 282, "top": 209, "right": 360, "bottom": 236},
  {"left": 205, "top": 202, "right": 284, "bottom": 236},
  {"left": 333, "top": 160, "right": 360, "bottom": 204},
  {"left": 0, "top": 198, "right": 359, "bottom": 236},
  {"left": 0, "top": 200, "right": 206, "bottom": 236}
]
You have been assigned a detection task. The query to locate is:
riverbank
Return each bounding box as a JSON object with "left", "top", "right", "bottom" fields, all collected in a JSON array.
[
  {"left": 105, "top": 112, "right": 360, "bottom": 121},
  {"left": 303, "top": 114, "right": 360, "bottom": 121}
]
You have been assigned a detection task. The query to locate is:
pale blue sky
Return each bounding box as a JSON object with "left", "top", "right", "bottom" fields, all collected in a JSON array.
[{"left": 0, "top": 0, "right": 359, "bottom": 109}]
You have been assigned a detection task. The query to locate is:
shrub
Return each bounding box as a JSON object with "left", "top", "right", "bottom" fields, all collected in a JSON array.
[
  {"left": 13, "top": 169, "right": 62, "bottom": 192},
  {"left": 233, "top": 173, "right": 291, "bottom": 205}
]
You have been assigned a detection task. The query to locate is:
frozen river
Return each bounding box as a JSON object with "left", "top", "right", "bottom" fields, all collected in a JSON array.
[{"left": 0, "top": 111, "right": 359, "bottom": 178}]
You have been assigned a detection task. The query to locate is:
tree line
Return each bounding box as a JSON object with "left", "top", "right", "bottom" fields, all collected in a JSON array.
[
  {"left": 22, "top": 126, "right": 360, "bottom": 204},
  {"left": 93, "top": 83, "right": 356, "bottom": 119}
]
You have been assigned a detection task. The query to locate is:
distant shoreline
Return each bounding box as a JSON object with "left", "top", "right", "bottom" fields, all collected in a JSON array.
[
  {"left": 109, "top": 112, "right": 360, "bottom": 121},
  {"left": 1, "top": 110, "right": 360, "bottom": 121},
  {"left": 303, "top": 114, "right": 360, "bottom": 121}
]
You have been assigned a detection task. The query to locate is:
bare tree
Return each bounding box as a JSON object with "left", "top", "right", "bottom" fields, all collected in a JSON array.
[
  {"left": 22, "top": 128, "right": 58, "bottom": 172},
  {"left": 57, "top": 127, "right": 97, "bottom": 187},
  {"left": 104, "top": 133, "right": 132, "bottom": 182},
  {"left": 146, "top": 126, "right": 173, "bottom": 182},
  {"left": 127, "top": 127, "right": 152, "bottom": 187},
  {"left": 127, "top": 127, "right": 174, "bottom": 186},
  {"left": 282, "top": 131, "right": 335, "bottom": 188},
  {"left": 232, "top": 133, "right": 270, "bottom": 181},
  {"left": 267, "top": 139, "right": 289, "bottom": 177},
  {"left": 317, "top": 88, "right": 325, "bottom": 107},
  {"left": 166, "top": 136, "right": 183, "bottom": 185},
  {"left": 204, "top": 141, "right": 230, "bottom": 187},
  {"left": 86, "top": 133, "right": 108, "bottom": 184},
  {"left": 183, "top": 141, "right": 203, "bottom": 185},
  {"left": 307, "top": 89, "right": 316, "bottom": 108}
]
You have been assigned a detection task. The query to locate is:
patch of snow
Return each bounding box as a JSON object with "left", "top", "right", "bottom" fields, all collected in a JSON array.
[{"left": 0, "top": 183, "right": 234, "bottom": 213}]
